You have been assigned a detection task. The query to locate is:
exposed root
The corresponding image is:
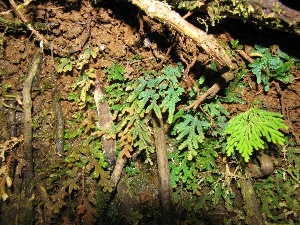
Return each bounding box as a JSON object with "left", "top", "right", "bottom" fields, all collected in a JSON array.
[
  {"left": 22, "top": 49, "right": 43, "bottom": 224},
  {"left": 52, "top": 85, "right": 65, "bottom": 155},
  {"left": 94, "top": 71, "right": 116, "bottom": 171},
  {"left": 9, "top": 0, "right": 68, "bottom": 55},
  {"left": 178, "top": 36, "right": 198, "bottom": 88},
  {"left": 185, "top": 71, "right": 236, "bottom": 110},
  {"left": 223, "top": 30, "right": 254, "bottom": 63},
  {"left": 131, "top": 0, "right": 233, "bottom": 69}
]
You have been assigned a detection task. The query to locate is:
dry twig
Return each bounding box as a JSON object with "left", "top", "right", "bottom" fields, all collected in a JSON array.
[
  {"left": 9, "top": 0, "right": 68, "bottom": 54},
  {"left": 223, "top": 30, "right": 254, "bottom": 63},
  {"left": 185, "top": 71, "right": 236, "bottom": 110},
  {"left": 131, "top": 0, "right": 233, "bottom": 69},
  {"left": 179, "top": 50, "right": 198, "bottom": 90},
  {"left": 131, "top": 0, "right": 237, "bottom": 108}
]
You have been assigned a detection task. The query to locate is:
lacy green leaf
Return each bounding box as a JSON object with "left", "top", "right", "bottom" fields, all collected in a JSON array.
[
  {"left": 224, "top": 106, "right": 288, "bottom": 162},
  {"left": 174, "top": 114, "right": 210, "bottom": 160},
  {"left": 249, "top": 45, "right": 294, "bottom": 92}
]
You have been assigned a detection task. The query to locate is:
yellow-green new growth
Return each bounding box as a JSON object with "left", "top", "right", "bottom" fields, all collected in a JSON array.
[{"left": 224, "top": 106, "right": 288, "bottom": 162}]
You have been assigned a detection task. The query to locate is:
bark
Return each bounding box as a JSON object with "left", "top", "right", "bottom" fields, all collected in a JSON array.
[
  {"left": 249, "top": 0, "right": 300, "bottom": 33},
  {"left": 53, "top": 87, "right": 65, "bottom": 155},
  {"left": 238, "top": 177, "right": 265, "bottom": 225},
  {"left": 110, "top": 154, "right": 127, "bottom": 189},
  {"left": 152, "top": 117, "right": 173, "bottom": 224},
  {"left": 172, "top": 0, "right": 300, "bottom": 34},
  {"left": 185, "top": 71, "right": 236, "bottom": 109},
  {"left": 22, "top": 50, "right": 43, "bottom": 225},
  {"left": 131, "top": 0, "right": 234, "bottom": 70},
  {"left": 94, "top": 71, "right": 117, "bottom": 171}
]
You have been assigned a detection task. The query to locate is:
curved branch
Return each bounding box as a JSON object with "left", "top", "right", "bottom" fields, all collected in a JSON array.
[
  {"left": 9, "top": 0, "right": 68, "bottom": 55},
  {"left": 131, "top": 0, "right": 234, "bottom": 69},
  {"left": 22, "top": 50, "right": 43, "bottom": 224}
]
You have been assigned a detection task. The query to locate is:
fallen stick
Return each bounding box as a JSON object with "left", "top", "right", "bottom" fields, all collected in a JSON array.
[
  {"left": 131, "top": 0, "right": 234, "bottom": 69},
  {"left": 9, "top": 0, "right": 68, "bottom": 54},
  {"left": 152, "top": 116, "right": 174, "bottom": 224},
  {"left": 185, "top": 71, "right": 236, "bottom": 110},
  {"left": 52, "top": 86, "right": 65, "bottom": 155},
  {"left": 94, "top": 71, "right": 117, "bottom": 171},
  {"left": 22, "top": 50, "right": 43, "bottom": 225},
  {"left": 238, "top": 173, "right": 265, "bottom": 225},
  {"left": 131, "top": 0, "right": 237, "bottom": 108}
]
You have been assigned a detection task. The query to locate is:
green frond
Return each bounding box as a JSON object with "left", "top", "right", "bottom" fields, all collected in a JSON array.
[
  {"left": 128, "top": 80, "right": 147, "bottom": 103},
  {"left": 105, "top": 63, "right": 126, "bottom": 82},
  {"left": 249, "top": 45, "right": 294, "bottom": 92},
  {"left": 224, "top": 106, "right": 288, "bottom": 162},
  {"left": 161, "top": 86, "right": 184, "bottom": 124},
  {"left": 174, "top": 114, "right": 210, "bottom": 160}
]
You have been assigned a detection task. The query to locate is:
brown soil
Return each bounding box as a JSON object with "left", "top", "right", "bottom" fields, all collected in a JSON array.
[{"left": 0, "top": 1, "right": 299, "bottom": 225}]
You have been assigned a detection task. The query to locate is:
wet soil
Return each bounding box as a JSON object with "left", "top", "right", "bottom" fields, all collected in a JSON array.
[{"left": 0, "top": 1, "right": 300, "bottom": 224}]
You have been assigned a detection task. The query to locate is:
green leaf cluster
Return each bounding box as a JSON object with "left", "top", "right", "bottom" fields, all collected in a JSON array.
[
  {"left": 254, "top": 148, "right": 300, "bottom": 223},
  {"left": 105, "top": 62, "right": 185, "bottom": 161},
  {"left": 69, "top": 68, "right": 95, "bottom": 109},
  {"left": 63, "top": 115, "right": 109, "bottom": 179},
  {"left": 105, "top": 63, "right": 126, "bottom": 82},
  {"left": 230, "top": 39, "right": 243, "bottom": 50},
  {"left": 104, "top": 61, "right": 233, "bottom": 206},
  {"left": 56, "top": 46, "right": 98, "bottom": 73},
  {"left": 127, "top": 63, "right": 185, "bottom": 124},
  {"left": 169, "top": 139, "right": 234, "bottom": 217},
  {"left": 173, "top": 114, "right": 210, "bottom": 160},
  {"left": 249, "top": 45, "right": 294, "bottom": 91},
  {"left": 221, "top": 67, "right": 247, "bottom": 104},
  {"left": 45, "top": 110, "right": 111, "bottom": 217},
  {"left": 203, "top": 100, "right": 229, "bottom": 136},
  {"left": 224, "top": 106, "right": 288, "bottom": 162},
  {"left": 104, "top": 63, "right": 129, "bottom": 112},
  {"left": 56, "top": 57, "right": 73, "bottom": 73}
]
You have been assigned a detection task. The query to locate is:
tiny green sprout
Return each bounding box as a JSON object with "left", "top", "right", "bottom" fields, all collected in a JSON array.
[
  {"left": 4, "top": 83, "right": 12, "bottom": 91},
  {"left": 57, "top": 57, "right": 73, "bottom": 73},
  {"left": 230, "top": 39, "right": 243, "bottom": 50}
]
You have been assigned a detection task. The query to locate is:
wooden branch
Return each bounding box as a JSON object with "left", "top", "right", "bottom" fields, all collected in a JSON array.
[
  {"left": 152, "top": 116, "right": 173, "bottom": 224},
  {"left": 22, "top": 50, "right": 43, "bottom": 224},
  {"left": 174, "top": 0, "right": 300, "bottom": 34},
  {"left": 109, "top": 154, "right": 127, "bottom": 189},
  {"left": 185, "top": 71, "right": 236, "bottom": 110},
  {"left": 131, "top": 0, "right": 234, "bottom": 69},
  {"left": 9, "top": 0, "right": 68, "bottom": 55},
  {"left": 94, "top": 71, "right": 116, "bottom": 171},
  {"left": 249, "top": 0, "right": 300, "bottom": 34},
  {"left": 52, "top": 87, "right": 64, "bottom": 155},
  {"left": 238, "top": 172, "right": 265, "bottom": 225}
]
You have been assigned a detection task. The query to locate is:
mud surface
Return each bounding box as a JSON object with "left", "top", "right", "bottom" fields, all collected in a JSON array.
[{"left": 0, "top": 1, "right": 300, "bottom": 224}]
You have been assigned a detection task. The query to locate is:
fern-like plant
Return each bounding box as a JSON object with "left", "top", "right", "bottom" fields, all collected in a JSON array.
[
  {"left": 173, "top": 113, "right": 210, "bottom": 160},
  {"left": 249, "top": 45, "right": 294, "bottom": 92},
  {"left": 105, "top": 62, "right": 185, "bottom": 160},
  {"left": 127, "top": 63, "right": 185, "bottom": 124},
  {"left": 223, "top": 106, "right": 288, "bottom": 162}
]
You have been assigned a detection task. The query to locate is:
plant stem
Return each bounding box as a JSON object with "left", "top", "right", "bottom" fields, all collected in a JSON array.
[
  {"left": 152, "top": 116, "right": 174, "bottom": 224},
  {"left": 22, "top": 50, "right": 43, "bottom": 225}
]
